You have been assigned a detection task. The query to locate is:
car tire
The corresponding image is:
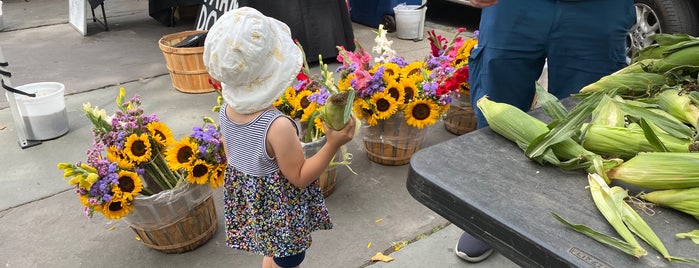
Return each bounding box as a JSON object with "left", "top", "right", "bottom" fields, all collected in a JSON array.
[{"left": 628, "top": 0, "right": 699, "bottom": 62}]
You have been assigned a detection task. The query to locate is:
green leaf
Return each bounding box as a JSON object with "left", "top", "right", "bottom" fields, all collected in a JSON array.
[
  {"left": 535, "top": 82, "right": 568, "bottom": 122},
  {"left": 638, "top": 118, "right": 669, "bottom": 152},
  {"left": 676, "top": 230, "right": 699, "bottom": 245},
  {"left": 343, "top": 89, "right": 356, "bottom": 125},
  {"left": 550, "top": 212, "right": 645, "bottom": 258},
  {"left": 616, "top": 100, "right": 693, "bottom": 139},
  {"left": 526, "top": 91, "right": 605, "bottom": 159}
]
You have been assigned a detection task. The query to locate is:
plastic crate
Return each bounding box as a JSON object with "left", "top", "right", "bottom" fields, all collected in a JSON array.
[{"left": 349, "top": 0, "right": 422, "bottom": 30}]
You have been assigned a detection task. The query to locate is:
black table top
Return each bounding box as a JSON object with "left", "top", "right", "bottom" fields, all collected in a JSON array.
[{"left": 407, "top": 102, "right": 699, "bottom": 267}]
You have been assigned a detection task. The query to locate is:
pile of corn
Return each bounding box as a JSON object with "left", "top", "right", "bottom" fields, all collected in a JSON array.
[{"left": 476, "top": 33, "right": 699, "bottom": 263}]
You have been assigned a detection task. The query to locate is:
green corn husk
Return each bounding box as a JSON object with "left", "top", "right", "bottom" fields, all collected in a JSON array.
[
  {"left": 656, "top": 89, "right": 699, "bottom": 128},
  {"left": 590, "top": 95, "right": 626, "bottom": 127},
  {"left": 645, "top": 42, "right": 699, "bottom": 74},
  {"left": 578, "top": 72, "right": 667, "bottom": 97},
  {"left": 606, "top": 152, "right": 699, "bottom": 189},
  {"left": 633, "top": 36, "right": 699, "bottom": 62},
  {"left": 641, "top": 187, "right": 699, "bottom": 221},
  {"left": 319, "top": 90, "right": 355, "bottom": 130},
  {"left": 588, "top": 173, "right": 648, "bottom": 257},
  {"left": 476, "top": 96, "right": 594, "bottom": 166},
  {"left": 581, "top": 123, "right": 690, "bottom": 159},
  {"left": 613, "top": 59, "right": 658, "bottom": 75}
]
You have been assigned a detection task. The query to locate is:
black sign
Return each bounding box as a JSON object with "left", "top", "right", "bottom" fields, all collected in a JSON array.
[{"left": 195, "top": 0, "right": 238, "bottom": 30}]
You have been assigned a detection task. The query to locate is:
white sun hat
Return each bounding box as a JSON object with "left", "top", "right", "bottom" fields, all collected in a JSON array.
[{"left": 203, "top": 7, "right": 302, "bottom": 114}]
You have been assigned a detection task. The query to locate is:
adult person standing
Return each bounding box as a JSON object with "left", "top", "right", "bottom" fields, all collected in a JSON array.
[{"left": 455, "top": 0, "right": 636, "bottom": 263}]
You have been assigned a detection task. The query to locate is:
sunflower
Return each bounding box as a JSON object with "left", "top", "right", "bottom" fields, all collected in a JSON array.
[
  {"left": 300, "top": 102, "right": 318, "bottom": 123},
  {"left": 186, "top": 159, "right": 213, "bottom": 185},
  {"left": 294, "top": 90, "right": 313, "bottom": 118},
  {"left": 124, "top": 133, "right": 152, "bottom": 163},
  {"left": 114, "top": 170, "right": 143, "bottom": 199},
  {"left": 102, "top": 195, "right": 133, "bottom": 220},
  {"left": 147, "top": 121, "right": 174, "bottom": 148},
  {"left": 383, "top": 80, "right": 405, "bottom": 106},
  {"left": 370, "top": 92, "right": 399, "bottom": 120},
  {"left": 210, "top": 165, "right": 225, "bottom": 189},
  {"left": 400, "top": 77, "right": 419, "bottom": 104},
  {"left": 401, "top": 61, "right": 426, "bottom": 79},
  {"left": 313, "top": 116, "right": 325, "bottom": 135},
  {"left": 165, "top": 138, "right": 197, "bottom": 170},
  {"left": 106, "top": 146, "right": 135, "bottom": 170},
  {"left": 274, "top": 87, "right": 297, "bottom": 115},
  {"left": 381, "top": 62, "right": 401, "bottom": 82},
  {"left": 404, "top": 98, "right": 440, "bottom": 129},
  {"left": 352, "top": 98, "right": 372, "bottom": 122},
  {"left": 338, "top": 74, "right": 354, "bottom": 92}
]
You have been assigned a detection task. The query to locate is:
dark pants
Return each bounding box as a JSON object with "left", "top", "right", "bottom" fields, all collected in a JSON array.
[{"left": 468, "top": 0, "right": 636, "bottom": 128}]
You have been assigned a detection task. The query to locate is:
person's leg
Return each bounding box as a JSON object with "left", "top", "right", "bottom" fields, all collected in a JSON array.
[
  {"left": 546, "top": 0, "right": 635, "bottom": 98},
  {"left": 272, "top": 251, "right": 306, "bottom": 268},
  {"left": 468, "top": 0, "right": 552, "bottom": 128}
]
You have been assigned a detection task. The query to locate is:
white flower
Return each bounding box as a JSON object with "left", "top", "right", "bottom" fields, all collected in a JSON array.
[{"left": 372, "top": 24, "right": 396, "bottom": 63}]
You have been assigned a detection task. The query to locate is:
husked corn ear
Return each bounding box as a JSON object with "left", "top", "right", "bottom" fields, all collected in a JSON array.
[
  {"left": 606, "top": 152, "right": 699, "bottom": 189},
  {"left": 656, "top": 89, "right": 699, "bottom": 128},
  {"left": 641, "top": 187, "right": 699, "bottom": 221},
  {"left": 581, "top": 123, "right": 690, "bottom": 159},
  {"left": 476, "top": 97, "right": 591, "bottom": 162},
  {"left": 579, "top": 72, "right": 666, "bottom": 97}
]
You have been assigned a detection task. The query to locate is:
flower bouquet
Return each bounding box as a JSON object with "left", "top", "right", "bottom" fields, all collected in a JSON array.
[
  {"left": 335, "top": 25, "right": 466, "bottom": 165},
  {"left": 426, "top": 28, "right": 479, "bottom": 135},
  {"left": 57, "top": 88, "right": 224, "bottom": 253},
  {"left": 272, "top": 42, "right": 355, "bottom": 196}
]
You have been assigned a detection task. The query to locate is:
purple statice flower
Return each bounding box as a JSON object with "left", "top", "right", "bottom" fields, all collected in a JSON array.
[
  {"left": 365, "top": 66, "right": 386, "bottom": 96},
  {"left": 308, "top": 87, "right": 330, "bottom": 105},
  {"left": 388, "top": 56, "right": 409, "bottom": 68},
  {"left": 421, "top": 81, "right": 439, "bottom": 97},
  {"left": 294, "top": 79, "right": 308, "bottom": 91}
]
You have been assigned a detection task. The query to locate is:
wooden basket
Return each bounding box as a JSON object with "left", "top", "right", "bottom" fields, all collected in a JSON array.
[
  {"left": 319, "top": 166, "right": 336, "bottom": 197},
  {"left": 444, "top": 103, "right": 477, "bottom": 135},
  {"left": 130, "top": 196, "right": 217, "bottom": 254},
  {"left": 158, "top": 30, "right": 215, "bottom": 94},
  {"left": 362, "top": 112, "right": 427, "bottom": 166}
]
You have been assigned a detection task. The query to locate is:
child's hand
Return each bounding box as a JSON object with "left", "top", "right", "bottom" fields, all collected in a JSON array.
[{"left": 323, "top": 116, "right": 356, "bottom": 148}]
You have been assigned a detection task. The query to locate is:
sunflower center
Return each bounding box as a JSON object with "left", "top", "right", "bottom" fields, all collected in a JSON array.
[
  {"left": 118, "top": 176, "right": 135, "bottom": 192},
  {"left": 385, "top": 69, "right": 395, "bottom": 77},
  {"left": 411, "top": 103, "right": 432, "bottom": 120},
  {"left": 387, "top": 87, "right": 400, "bottom": 100},
  {"left": 407, "top": 69, "right": 420, "bottom": 77},
  {"left": 404, "top": 88, "right": 415, "bottom": 103},
  {"left": 131, "top": 140, "right": 148, "bottom": 157},
  {"left": 376, "top": 98, "right": 391, "bottom": 112},
  {"left": 177, "top": 147, "right": 194, "bottom": 163},
  {"left": 193, "top": 164, "right": 209, "bottom": 177},
  {"left": 153, "top": 130, "right": 165, "bottom": 141},
  {"left": 108, "top": 201, "right": 123, "bottom": 212},
  {"left": 300, "top": 96, "right": 311, "bottom": 109}
]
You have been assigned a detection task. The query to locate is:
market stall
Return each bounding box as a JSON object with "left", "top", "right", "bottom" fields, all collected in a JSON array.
[{"left": 406, "top": 97, "right": 698, "bottom": 267}]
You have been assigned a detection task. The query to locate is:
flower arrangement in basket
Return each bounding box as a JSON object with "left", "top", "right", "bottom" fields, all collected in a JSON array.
[
  {"left": 426, "top": 28, "right": 479, "bottom": 134},
  {"left": 336, "top": 25, "right": 468, "bottom": 129},
  {"left": 57, "top": 88, "right": 225, "bottom": 220}
]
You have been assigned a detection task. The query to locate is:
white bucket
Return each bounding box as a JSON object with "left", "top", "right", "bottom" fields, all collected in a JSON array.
[
  {"left": 12, "top": 82, "right": 69, "bottom": 140},
  {"left": 393, "top": 4, "right": 427, "bottom": 40}
]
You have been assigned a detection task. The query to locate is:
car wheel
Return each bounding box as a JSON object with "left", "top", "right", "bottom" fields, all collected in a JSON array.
[
  {"left": 627, "top": 0, "right": 699, "bottom": 62},
  {"left": 382, "top": 15, "right": 396, "bottom": 33}
]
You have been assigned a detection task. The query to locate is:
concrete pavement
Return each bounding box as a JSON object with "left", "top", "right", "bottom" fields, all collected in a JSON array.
[{"left": 0, "top": 0, "right": 518, "bottom": 267}]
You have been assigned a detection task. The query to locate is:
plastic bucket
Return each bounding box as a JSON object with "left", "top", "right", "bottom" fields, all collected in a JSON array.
[
  {"left": 393, "top": 4, "right": 427, "bottom": 40},
  {"left": 13, "top": 82, "right": 69, "bottom": 140}
]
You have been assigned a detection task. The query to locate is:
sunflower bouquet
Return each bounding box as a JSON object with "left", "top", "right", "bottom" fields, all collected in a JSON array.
[
  {"left": 335, "top": 25, "right": 466, "bottom": 129},
  {"left": 57, "top": 88, "right": 225, "bottom": 220},
  {"left": 426, "top": 28, "right": 478, "bottom": 102}
]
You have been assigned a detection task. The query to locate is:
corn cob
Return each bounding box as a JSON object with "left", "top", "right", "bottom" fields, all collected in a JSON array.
[
  {"left": 641, "top": 187, "right": 699, "bottom": 221},
  {"left": 656, "top": 89, "right": 699, "bottom": 128},
  {"left": 606, "top": 152, "right": 699, "bottom": 189},
  {"left": 581, "top": 123, "right": 690, "bottom": 159},
  {"left": 476, "top": 97, "right": 597, "bottom": 166},
  {"left": 578, "top": 72, "right": 666, "bottom": 97},
  {"left": 613, "top": 59, "right": 657, "bottom": 75},
  {"left": 320, "top": 90, "right": 354, "bottom": 130},
  {"left": 644, "top": 42, "right": 699, "bottom": 74}
]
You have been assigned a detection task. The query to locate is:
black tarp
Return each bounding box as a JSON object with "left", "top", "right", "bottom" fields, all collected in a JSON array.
[
  {"left": 149, "top": 0, "right": 203, "bottom": 26},
  {"left": 237, "top": 0, "right": 356, "bottom": 62}
]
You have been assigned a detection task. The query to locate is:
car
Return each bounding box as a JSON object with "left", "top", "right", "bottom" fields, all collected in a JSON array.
[{"left": 627, "top": 0, "right": 699, "bottom": 60}]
